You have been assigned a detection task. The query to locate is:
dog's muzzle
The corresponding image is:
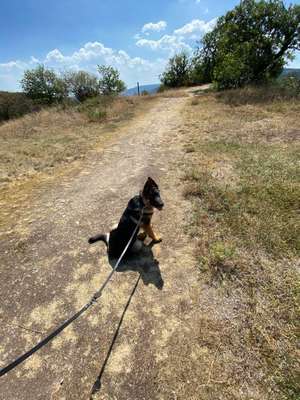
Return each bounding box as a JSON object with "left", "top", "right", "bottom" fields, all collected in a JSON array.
[{"left": 154, "top": 196, "right": 164, "bottom": 210}]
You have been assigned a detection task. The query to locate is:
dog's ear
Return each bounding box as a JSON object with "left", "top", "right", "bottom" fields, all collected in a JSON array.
[
  {"left": 147, "top": 177, "right": 158, "bottom": 188},
  {"left": 143, "top": 177, "right": 156, "bottom": 197}
]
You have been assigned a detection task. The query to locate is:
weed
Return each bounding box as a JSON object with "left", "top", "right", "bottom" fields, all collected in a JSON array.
[
  {"left": 191, "top": 98, "right": 200, "bottom": 106},
  {"left": 87, "top": 109, "right": 107, "bottom": 122}
]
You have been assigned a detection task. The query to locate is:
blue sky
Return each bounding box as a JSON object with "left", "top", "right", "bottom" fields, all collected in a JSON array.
[{"left": 1, "top": 0, "right": 299, "bottom": 91}]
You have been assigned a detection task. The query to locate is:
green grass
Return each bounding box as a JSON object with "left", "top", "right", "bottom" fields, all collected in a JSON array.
[
  {"left": 183, "top": 92, "right": 300, "bottom": 399},
  {"left": 186, "top": 140, "right": 299, "bottom": 258}
]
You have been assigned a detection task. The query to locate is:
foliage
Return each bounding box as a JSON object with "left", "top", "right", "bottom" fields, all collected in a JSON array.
[
  {"left": 160, "top": 53, "right": 191, "bottom": 88},
  {"left": 21, "top": 65, "right": 68, "bottom": 104},
  {"left": 64, "top": 70, "right": 99, "bottom": 102},
  {"left": 193, "top": 0, "right": 300, "bottom": 89},
  {"left": 97, "top": 65, "right": 126, "bottom": 95},
  {"left": 78, "top": 95, "right": 114, "bottom": 121},
  {"left": 0, "top": 91, "right": 37, "bottom": 122}
]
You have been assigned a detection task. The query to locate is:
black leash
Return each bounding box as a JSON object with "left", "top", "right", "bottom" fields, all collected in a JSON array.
[
  {"left": 90, "top": 275, "right": 141, "bottom": 396},
  {"left": 0, "top": 213, "right": 143, "bottom": 378}
]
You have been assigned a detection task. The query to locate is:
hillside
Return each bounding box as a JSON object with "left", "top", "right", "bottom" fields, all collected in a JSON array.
[
  {"left": 282, "top": 67, "right": 300, "bottom": 78},
  {"left": 124, "top": 83, "right": 160, "bottom": 96}
]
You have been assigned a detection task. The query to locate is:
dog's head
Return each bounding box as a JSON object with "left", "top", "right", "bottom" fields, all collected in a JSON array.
[{"left": 142, "top": 177, "right": 164, "bottom": 210}]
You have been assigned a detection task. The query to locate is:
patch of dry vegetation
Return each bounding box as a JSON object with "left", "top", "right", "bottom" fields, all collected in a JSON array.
[
  {"left": 155, "top": 87, "right": 189, "bottom": 98},
  {"left": 0, "top": 95, "right": 154, "bottom": 186},
  {"left": 183, "top": 92, "right": 300, "bottom": 399}
]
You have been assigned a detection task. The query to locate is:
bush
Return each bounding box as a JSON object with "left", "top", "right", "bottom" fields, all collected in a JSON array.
[
  {"left": 78, "top": 95, "right": 113, "bottom": 122},
  {"left": 157, "top": 84, "right": 167, "bottom": 93},
  {"left": 21, "top": 65, "right": 68, "bottom": 104},
  {"left": 64, "top": 70, "right": 99, "bottom": 102},
  {"left": 217, "top": 77, "right": 300, "bottom": 106},
  {"left": 0, "top": 92, "right": 38, "bottom": 123}
]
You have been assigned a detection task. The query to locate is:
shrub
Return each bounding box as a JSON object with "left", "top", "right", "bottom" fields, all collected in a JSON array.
[
  {"left": 0, "top": 91, "right": 37, "bottom": 122},
  {"left": 78, "top": 95, "right": 113, "bottom": 122},
  {"left": 217, "top": 77, "right": 300, "bottom": 106},
  {"left": 86, "top": 109, "right": 107, "bottom": 122},
  {"left": 64, "top": 70, "right": 99, "bottom": 102}
]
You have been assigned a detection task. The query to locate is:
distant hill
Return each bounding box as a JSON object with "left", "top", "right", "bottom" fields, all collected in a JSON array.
[
  {"left": 124, "top": 84, "right": 160, "bottom": 96},
  {"left": 282, "top": 68, "right": 300, "bottom": 78}
]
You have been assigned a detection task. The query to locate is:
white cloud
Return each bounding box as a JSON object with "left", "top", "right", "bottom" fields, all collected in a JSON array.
[
  {"left": 174, "top": 18, "right": 217, "bottom": 38},
  {"left": 0, "top": 41, "right": 168, "bottom": 91},
  {"left": 43, "top": 42, "right": 154, "bottom": 72},
  {"left": 135, "top": 18, "right": 216, "bottom": 54},
  {"left": 142, "top": 21, "right": 167, "bottom": 33},
  {"left": 0, "top": 60, "right": 26, "bottom": 70},
  {"left": 0, "top": 17, "right": 218, "bottom": 91},
  {"left": 45, "top": 49, "right": 66, "bottom": 63},
  {"left": 136, "top": 34, "right": 192, "bottom": 54},
  {"left": 30, "top": 56, "right": 40, "bottom": 64}
]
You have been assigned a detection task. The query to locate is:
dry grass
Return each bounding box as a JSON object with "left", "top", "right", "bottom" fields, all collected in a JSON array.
[
  {"left": 183, "top": 92, "right": 300, "bottom": 399},
  {"left": 217, "top": 82, "right": 300, "bottom": 106},
  {"left": 0, "top": 95, "right": 154, "bottom": 186},
  {"left": 155, "top": 88, "right": 189, "bottom": 98}
]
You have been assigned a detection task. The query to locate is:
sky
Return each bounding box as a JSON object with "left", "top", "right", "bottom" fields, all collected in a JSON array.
[{"left": 1, "top": 0, "right": 300, "bottom": 91}]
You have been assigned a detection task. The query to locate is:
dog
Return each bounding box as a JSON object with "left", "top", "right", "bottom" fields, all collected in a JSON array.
[{"left": 88, "top": 177, "right": 164, "bottom": 258}]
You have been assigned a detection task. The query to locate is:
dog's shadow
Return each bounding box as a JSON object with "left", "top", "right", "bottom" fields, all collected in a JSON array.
[
  {"left": 108, "top": 240, "right": 164, "bottom": 290},
  {"left": 90, "top": 240, "right": 163, "bottom": 398}
]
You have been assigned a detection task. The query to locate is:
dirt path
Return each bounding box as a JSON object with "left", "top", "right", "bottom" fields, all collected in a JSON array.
[{"left": 0, "top": 90, "right": 208, "bottom": 400}]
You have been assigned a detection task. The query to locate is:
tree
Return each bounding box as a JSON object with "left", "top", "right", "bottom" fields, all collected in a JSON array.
[
  {"left": 97, "top": 65, "right": 126, "bottom": 95},
  {"left": 191, "top": 28, "right": 219, "bottom": 84},
  {"left": 21, "top": 65, "right": 68, "bottom": 104},
  {"left": 64, "top": 70, "right": 99, "bottom": 102},
  {"left": 193, "top": 0, "right": 300, "bottom": 89},
  {"left": 160, "top": 53, "right": 191, "bottom": 88}
]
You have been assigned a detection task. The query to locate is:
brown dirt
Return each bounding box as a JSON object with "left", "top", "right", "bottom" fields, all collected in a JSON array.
[{"left": 0, "top": 88, "right": 203, "bottom": 400}]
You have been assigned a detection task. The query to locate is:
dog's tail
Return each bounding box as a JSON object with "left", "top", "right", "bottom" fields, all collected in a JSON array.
[{"left": 88, "top": 233, "right": 109, "bottom": 247}]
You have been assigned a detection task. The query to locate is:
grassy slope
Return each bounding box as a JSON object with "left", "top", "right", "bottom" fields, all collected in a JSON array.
[
  {"left": 0, "top": 96, "right": 154, "bottom": 186},
  {"left": 183, "top": 91, "right": 299, "bottom": 399}
]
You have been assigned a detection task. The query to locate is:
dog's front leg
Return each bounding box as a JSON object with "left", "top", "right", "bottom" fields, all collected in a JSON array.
[{"left": 142, "top": 223, "right": 162, "bottom": 243}]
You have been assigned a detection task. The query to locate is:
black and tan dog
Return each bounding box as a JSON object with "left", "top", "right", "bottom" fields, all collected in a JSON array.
[{"left": 88, "top": 177, "right": 164, "bottom": 258}]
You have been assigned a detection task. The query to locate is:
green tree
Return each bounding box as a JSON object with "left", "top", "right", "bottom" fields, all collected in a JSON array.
[
  {"left": 21, "top": 65, "right": 68, "bottom": 104},
  {"left": 193, "top": 0, "right": 300, "bottom": 89},
  {"left": 160, "top": 53, "right": 191, "bottom": 88},
  {"left": 64, "top": 70, "right": 99, "bottom": 102},
  {"left": 97, "top": 65, "right": 126, "bottom": 95}
]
